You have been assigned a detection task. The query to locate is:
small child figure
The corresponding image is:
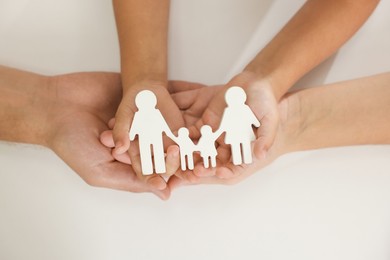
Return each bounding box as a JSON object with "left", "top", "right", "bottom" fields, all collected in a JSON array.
[
  {"left": 197, "top": 125, "right": 220, "bottom": 168},
  {"left": 175, "top": 127, "right": 197, "bottom": 171}
]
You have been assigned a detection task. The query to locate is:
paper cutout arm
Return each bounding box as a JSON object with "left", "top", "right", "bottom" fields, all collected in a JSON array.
[
  {"left": 129, "top": 113, "right": 140, "bottom": 141},
  {"left": 157, "top": 110, "right": 177, "bottom": 141},
  {"left": 214, "top": 116, "right": 227, "bottom": 138},
  {"left": 249, "top": 107, "right": 261, "bottom": 127}
]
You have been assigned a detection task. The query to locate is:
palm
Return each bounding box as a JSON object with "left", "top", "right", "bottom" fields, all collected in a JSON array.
[
  {"left": 168, "top": 75, "right": 282, "bottom": 188},
  {"left": 47, "top": 72, "right": 169, "bottom": 199},
  {"left": 170, "top": 83, "right": 222, "bottom": 137}
]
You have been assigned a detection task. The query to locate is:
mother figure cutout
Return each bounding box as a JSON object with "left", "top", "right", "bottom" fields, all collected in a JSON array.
[{"left": 218, "top": 86, "right": 261, "bottom": 165}]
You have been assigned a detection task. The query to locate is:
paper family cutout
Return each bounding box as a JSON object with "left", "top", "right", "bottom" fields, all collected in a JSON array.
[{"left": 129, "top": 86, "right": 261, "bottom": 175}]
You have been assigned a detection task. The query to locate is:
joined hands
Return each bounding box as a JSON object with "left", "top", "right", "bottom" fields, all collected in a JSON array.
[{"left": 100, "top": 71, "right": 286, "bottom": 196}]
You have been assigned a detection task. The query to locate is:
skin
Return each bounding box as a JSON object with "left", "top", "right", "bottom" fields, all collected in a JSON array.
[
  {"left": 200, "top": 0, "right": 380, "bottom": 172},
  {"left": 112, "top": 0, "right": 180, "bottom": 189},
  {"left": 101, "top": 72, "right": 390, "bottom": 189},
  {"left": 0, "top": 66, "right": 197, "bottom": 200},
  {"left": 111, "top": 0, "right": 380, "bottom": 186},
  {"left": 2, "top": 65, "right": 388, "bottom": 199}
]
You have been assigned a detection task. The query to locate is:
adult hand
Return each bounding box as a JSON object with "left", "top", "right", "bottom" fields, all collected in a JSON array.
[
  {"left": 168, "top": 92, "right": 297, "bottom": 190},
  {"left": 193, "top": 71, "right": 279, "bottom": 178},
  {"left": 45, "top": 72, "right": 170, "bottom": 199}
]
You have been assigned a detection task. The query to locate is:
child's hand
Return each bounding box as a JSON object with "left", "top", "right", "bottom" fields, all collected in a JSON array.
[
  {"left": 193, "top": 71, "right": 279, "bottom": 178},
  {"left": 103, "top": 80, "right": 208, "bottom": 188},
  {"left": 168, "top": 93, "right": 296, "bottom": 190},
  {"left": 112, "top": 80, "right": 185, "bottom": 190}
]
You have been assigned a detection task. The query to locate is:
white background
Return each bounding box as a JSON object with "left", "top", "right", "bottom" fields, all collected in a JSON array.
[{"left": 1, "top": 0, "right": 390, "bottom": 259}]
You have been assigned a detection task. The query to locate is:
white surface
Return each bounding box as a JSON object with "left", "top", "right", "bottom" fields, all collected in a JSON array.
[{"left": 1, "top": 0, "right": 390, "bottom": 259}]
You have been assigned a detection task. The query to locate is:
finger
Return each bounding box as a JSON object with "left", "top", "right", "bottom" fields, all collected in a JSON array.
[
  {"left": 186, "top": 171, "right": 201, "bottom": 184},
  {"left": 147, "top": 176, "right": 168, "bottom": 191},
  {"left": 171, "top": 89, "right": 200, "bottom": 110},
  {"left": 109, "top": 163, "right": 170, "bottom": 200},
  {"left": 215, "top": 163, "right": 245, "bottom": 179},
  {"left": 169, "top": 172, "right": 232, "bottom": 187},
  {"left": 112, "top": 149, "right": 132, "bottom": 164},
  {"left": 168, "top": 80, "right": 207, "bottom": 94},
  {"left": 164, "top": 145, "right": 181, "bottom": 178},
  {"left": 253, "top": 114, "right": 279, "bottom": 160},
  {"left": 106, "top": 162, "right": 171, "bottom": 200},
  {"left": 193, "top": 162, "right": 216, "bottom": 177},
  {"left": 188, "top": 125, "right": 201, "bottom": 140},
  {"left": 215, "top": 144, "right": 231, "bottom": 164},
  {"left": 108, "top": 118, "right": 115, "bottom": 129},
  {"left": 113, "top": 99, "right": 135, "bottom": 155},
  {"left": 167, "top": 175, "right": 189, "bottom": 191},
  {"left": 81, "top": 154, "right": 170, "bottom": 200},
  {"left": 100, "top": 130, "right": 115, "bottom": 148}
]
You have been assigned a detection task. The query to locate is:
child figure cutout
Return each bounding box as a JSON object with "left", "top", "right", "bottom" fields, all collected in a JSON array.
[
  {"left": 218, "top": 86, "right": 261, "bottom": 165},
  {"left": 197, "top": 125, "right": 219, "bottom": 168},
  {"left": 129, "top": 90, "right": 175, "bottom": 175},
  {"left": 175, "top": 127, "right": 196, "bottom": 171}
]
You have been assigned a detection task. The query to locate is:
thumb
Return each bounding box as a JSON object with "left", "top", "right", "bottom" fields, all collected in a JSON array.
[
  {"left": 113, "top": 99, "right": 135, "bottom": 154},
  {"left": 253, "top": 115, "right": 279, "bottom": 160}
]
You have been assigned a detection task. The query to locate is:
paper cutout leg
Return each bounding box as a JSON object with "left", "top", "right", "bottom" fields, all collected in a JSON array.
[
  {"left": 139, "top": 139, "right": 154, "bottom": 175},
  {"left": 152, "top": 138, "right": 166, "bottom": 174},
  {"left": 230, "top": 143, "right": 243, "bottom": 165},
  {"left": 198, "top": 125, "right": 218, "bottom": 169},
  {"left": 242, "top": 142, "right": 253, "bottom": 164}
]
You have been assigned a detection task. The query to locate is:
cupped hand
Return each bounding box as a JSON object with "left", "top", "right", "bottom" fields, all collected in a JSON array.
[
  {"left": 45, "top": 72, "right": 170, "bottom": 199},
  {"left": 112, "top": 80, "right": 188, "bottom": 189},
  {"left": 99, "top": 73, "right": 282, "bottom": 190},
  {"left": 100, "top": 81, "right": 217, "bottom": 182},
  {"left": 192, "top": 71, "right": 280, "bottom": 179},
  {"left": 168, "top": 92, "right": 295, "bottom": 190}
]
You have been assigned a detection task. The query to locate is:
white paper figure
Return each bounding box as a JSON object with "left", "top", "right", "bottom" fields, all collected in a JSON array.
[
  {"left": 197, "top": 125, "right": 220, "bottom": 168},
  {"left": 175, "top": 127, "right": 197, "bottom": 171},
  {"left": 217, "top": 86, "right": 261, "bottom": 165},
  {"left": 129, "top": 90, "right": 175, "bottom": 175}
]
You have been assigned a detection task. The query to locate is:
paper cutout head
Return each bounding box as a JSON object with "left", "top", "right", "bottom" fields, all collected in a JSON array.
[
  {"left": 135, "top": 90, "right": 157, "bottom": 110},
  {"left": 225, "top": 86, "right": 247, "bottom": 107}
]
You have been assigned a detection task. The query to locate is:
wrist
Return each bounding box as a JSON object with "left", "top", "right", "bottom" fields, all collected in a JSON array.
[
  {"left": 0, "top": 68, "right": 53, "bottom": 146},
  {"left": 243, "top": 62, "right": 292, "bottom": 101},
  {"left": 121, "top": 76, "right": 168, "bottom": 94},
  {"left": 25, "top": 75, "right": 54, "bottom": 147},
  {"left": 120, "top": 63, "right": 168, "bottom": 92},
  {"left": 276, "top": 91, "right": 306, "bottom": 155}
]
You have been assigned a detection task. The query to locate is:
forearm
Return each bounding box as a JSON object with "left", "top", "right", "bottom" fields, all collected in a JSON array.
[
  {"left": 112, "top": 0, "right": 170, "bottom": 88},
  {"left": 289, "top": 73, "right": 390, "bottom": 152},
  {"left": 245, "top": 0, "right": 379, "bottom": 99},
  {"left": 0, "top": 66, "right": 51, "bottom": 145}
]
